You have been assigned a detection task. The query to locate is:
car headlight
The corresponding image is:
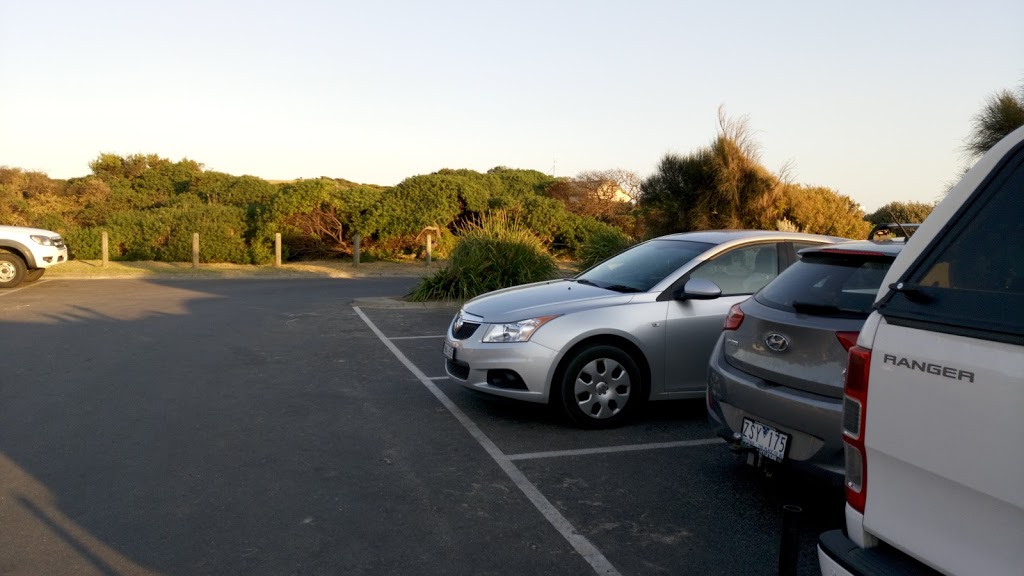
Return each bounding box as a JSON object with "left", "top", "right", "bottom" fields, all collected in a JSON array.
[
  {"left": 481, "top": 316, "right": 558, "bottom": 343},
  {"left": 30, "top": 235, "right": 55, "bottom": 246}
]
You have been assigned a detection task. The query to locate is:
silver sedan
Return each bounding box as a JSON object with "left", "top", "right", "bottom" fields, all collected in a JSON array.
[{"left": 443, "top": 230, "right": 845, "bottom": 428}]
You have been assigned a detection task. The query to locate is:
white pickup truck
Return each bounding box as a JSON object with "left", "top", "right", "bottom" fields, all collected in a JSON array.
[
  {"left": 0, "top": 225, "right": 68, "bottom": 288},
  {"left": 817, "top": 126, "right": 1024, "bottom": 575}
]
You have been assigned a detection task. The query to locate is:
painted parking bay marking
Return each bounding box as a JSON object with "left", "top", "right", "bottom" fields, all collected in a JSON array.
[
  {"left": 507, "top": 438, "right": 723, "bottom": 461},
  {"left": 353, "top": 306, "right": 621, "bottom": 576}
]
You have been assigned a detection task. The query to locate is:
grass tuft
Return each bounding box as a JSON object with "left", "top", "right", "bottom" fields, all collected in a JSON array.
[
  {"left": 575, "top": 227, "right": 634, "bottom": 272},
  {"left": 407, "top": 212, "right": 558, "bottom": 301}
]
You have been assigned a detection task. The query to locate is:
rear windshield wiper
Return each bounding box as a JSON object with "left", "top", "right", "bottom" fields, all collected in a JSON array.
[{"left": 887, "top": 281, "right": 933, "bottom": 303}]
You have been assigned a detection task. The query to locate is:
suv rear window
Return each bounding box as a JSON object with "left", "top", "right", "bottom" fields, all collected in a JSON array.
[
  {"left": 878, "top": 145, "right": 1024, "bottom": 344},
  {"left": 755, "top": 251, "right": 895, "bottom": 318}
]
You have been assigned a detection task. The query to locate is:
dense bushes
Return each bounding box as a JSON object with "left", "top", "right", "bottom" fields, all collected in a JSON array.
[
  {"left": 364, "top": 167, "right": 565, "bottom": 258},
  {"left": 2, "top": 157, "right": 623, "bottom": 268},
  {"left": 3, "top": 138, "right": 918, "bottom": 278},
  {"left": 407, "top": 213, "right": 558, "bottom": 302},
  {"left": 781, "top": 185, "right": 872, "bottom": 238},
  {"left": 66, "top": 201, "right": 250, "bottom": 263},
  {"left": 864, "top": 201, "right": 936, "bottom": 225},
  {"left": 250, "top": 178, "right": 373, "bottom": 262},
  {"left": 62, "top": 226, "right": 103, "bottom": 260}
]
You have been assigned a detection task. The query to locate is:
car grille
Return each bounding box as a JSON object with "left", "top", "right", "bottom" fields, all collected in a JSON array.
[
  {"left": 447, "top": 359, "right": 470, "bottom": 380},
  {"left": 53, "top": 237, "right": 65, "bottom": 248},
  {"left": 452, "top": 322, "right": 480, "bottom": 340}
]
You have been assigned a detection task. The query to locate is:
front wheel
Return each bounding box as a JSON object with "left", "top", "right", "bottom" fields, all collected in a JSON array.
[
  {"left": 0, "top": 253, "right": 27, "bottom": 288},
  {"left": 558, "top": 345, "right": 642, "bottom": 429}
]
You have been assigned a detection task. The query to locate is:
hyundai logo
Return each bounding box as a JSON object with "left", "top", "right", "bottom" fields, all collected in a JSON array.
[{"left": 765, "top": 333, "right": 789, "bottom": 352}]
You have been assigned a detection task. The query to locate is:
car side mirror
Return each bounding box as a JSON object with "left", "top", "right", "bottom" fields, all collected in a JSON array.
[{"left": 675, "top": 278, "right": 722, "bottom": 300}]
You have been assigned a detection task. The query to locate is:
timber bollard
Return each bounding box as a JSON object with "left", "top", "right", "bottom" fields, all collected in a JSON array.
[
  {"left": 418, "top": 226, "right": 439, "bottom": 267},
  {"left": 275, "top": 233, "right": 282, "bottom": 267},
  {"left": 353, "top": 234, "right": 361, "bottom": 266},
  {"left": 101, "top": 231, "right": 108, "bottom": 267},
  {"left": 192, "top": 233, "right": 199, "bottom": 268}
]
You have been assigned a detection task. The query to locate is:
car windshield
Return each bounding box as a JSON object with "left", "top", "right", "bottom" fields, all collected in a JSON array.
[
  {"left": 576, "top": 239, "right": 713, "bottom": 292},
  {"left": 755, "top": 251, "right": 896, "bottom": 318}
]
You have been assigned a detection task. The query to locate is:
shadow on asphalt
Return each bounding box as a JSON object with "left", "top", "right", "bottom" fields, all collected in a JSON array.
[
  {"left": 0, "top": 277, "right": 844, "bottom": 575},
  {"left": 0, "top": 277, "right": 465, "bottom": 575}
]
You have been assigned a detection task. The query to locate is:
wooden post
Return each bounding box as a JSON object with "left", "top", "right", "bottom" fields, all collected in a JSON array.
[
  {"left": 418, "top": 226, "right": 439, "bottom": 267},
  {"left": 274, "top": 233, "right": 282, "bottom": 267},
  {"left": 101, "top": 231, "right": 108, "bottom": 267},
  {"left": 192, "top": 233, "right": 200, "bottom": 268},
  {"left": 353, "top": 234, "right": 361, "bottom": 266}
]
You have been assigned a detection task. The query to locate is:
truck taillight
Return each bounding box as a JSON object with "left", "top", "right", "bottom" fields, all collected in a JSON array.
[
  {"left": 843, "top": 345, "right": 871, "bottom": 513},
  {"left": 722, "top": 303, "right": 744, "bottom": 331}
]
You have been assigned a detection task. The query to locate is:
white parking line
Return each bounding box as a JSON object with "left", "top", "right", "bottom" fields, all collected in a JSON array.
[
  {"left": 0, "top": 279, "right": 50, "bottom": 296},
  {"left": 353, "top": 306, "right": 621, "bottom": 576},
  {"left": 508, "top": 439, "right": 723, "bottom": 461},
  {"left": 388, "top": 335, "right": 446, "bottom": 340},
  {"left": 426, "top": 376, "right": 449, "bottom": 381}
]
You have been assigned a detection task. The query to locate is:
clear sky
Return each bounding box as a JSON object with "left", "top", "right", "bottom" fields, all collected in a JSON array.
[{"left": 1, "top": 1, "right": 1021, "bottom": 212}]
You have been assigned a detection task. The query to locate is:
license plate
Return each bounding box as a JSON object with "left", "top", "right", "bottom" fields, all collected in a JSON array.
[
  {"left": 443, "top": 342, "right": 456, "bottom": 360},
  {"left": 741, "top": 418, "right": 789, "bottom": 462}
]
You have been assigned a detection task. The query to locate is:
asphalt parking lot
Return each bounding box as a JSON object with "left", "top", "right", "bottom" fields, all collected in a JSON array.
[{"left": 0, "top": 277, "right": 844, "bottom": 576}]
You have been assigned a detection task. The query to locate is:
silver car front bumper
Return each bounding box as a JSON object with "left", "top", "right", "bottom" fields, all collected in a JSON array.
[{"left": 444, "top": 331, "right": 559, "bottom": 404}]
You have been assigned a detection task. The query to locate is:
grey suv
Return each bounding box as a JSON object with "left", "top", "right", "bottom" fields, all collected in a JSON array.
[{"left": 706, "top": 240, "right": 903, "bottom": 482}]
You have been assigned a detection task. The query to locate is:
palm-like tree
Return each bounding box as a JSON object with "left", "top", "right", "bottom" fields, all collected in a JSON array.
[{"left": 965, "top": 81, "right": 1024, "bottom": 158}]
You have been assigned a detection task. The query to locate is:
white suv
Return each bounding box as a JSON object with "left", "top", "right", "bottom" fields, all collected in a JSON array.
[
  {"left": 0, "top": 225, "right": 68, "bottom": 288},
  {"left": 817, "top": 126, "right": 1024, "bottom": 575}
]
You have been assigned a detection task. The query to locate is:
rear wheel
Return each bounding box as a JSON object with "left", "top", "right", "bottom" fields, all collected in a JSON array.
[
  {"left": 23, "top": 268, "right": 45, "bottom": 282},
  {"left": 559, "top": 345, "right": 642, "bottom": 429},
  {"left": 0, "top": 253, "right": 27, "bottom": 288}
]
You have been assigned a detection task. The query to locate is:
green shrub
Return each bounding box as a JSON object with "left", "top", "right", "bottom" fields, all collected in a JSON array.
[
  {"left": 408, "top": 212, "right": 557, "bottom": 301},
  {"left": 155, "top": 203, "right": 249, "bottom": 263},
  {"left": 366, "top": 174, "right": 462, "bottom": 240},
  {"left": 362, "top": 236, "right": 410, "bottom": 262},
  {"left": 247, "top": 239, "right": 275, "bottom": 265},
  {"left": 62, "top": 226, "right": 103, "bottom": 260},
  {"left": 576, "top": 227, "right": 634, "bottom": 272},
  {"left": 97, "top": 201, "right": 250, "bottom": 263}
]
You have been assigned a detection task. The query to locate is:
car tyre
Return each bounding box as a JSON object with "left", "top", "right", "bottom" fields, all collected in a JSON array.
[
  {"left": 559, "top": 345, "right": 642, "bottom": 429},
  {"left": 0, "top": 253, "right": 26, "bottom": 289},
  {"left": 23, "top": 268, "right": 45, "bottom": 282}
]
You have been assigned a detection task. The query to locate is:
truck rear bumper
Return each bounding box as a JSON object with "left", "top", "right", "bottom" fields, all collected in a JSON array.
[{"left": 817, "top": 530, "right": 941, "bottom": 576}]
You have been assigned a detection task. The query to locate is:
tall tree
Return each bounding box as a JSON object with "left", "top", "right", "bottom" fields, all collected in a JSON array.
[
  {"left": 964, "top": 80, "right": 1024, "bottom": 158},
  {"left": 547, "top": 172, "right": 633, "bottom": 221},
  {"left": 637, "top": 109, "right": 785, "bottom": 235}
]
